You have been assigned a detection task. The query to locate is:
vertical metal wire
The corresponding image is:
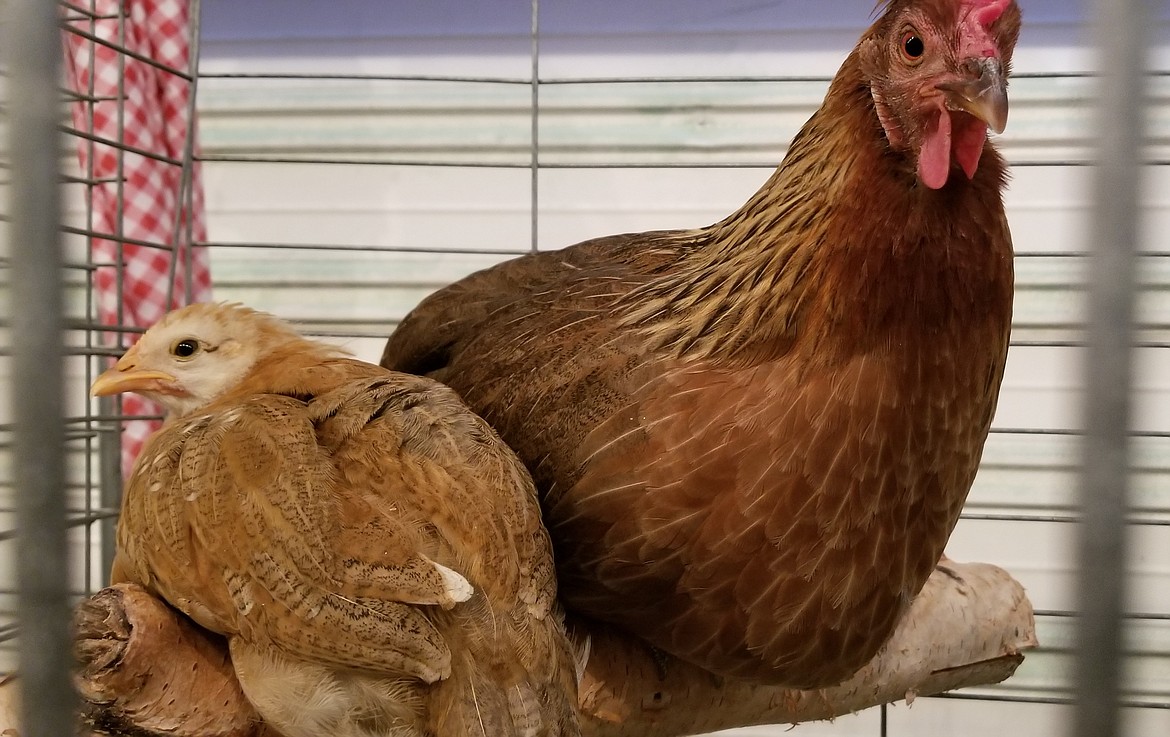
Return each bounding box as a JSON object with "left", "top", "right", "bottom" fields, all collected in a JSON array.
[
  {"left": 96, "top": 0, "right": 126, "bottom": 586},
  {"left": 169, "top": 0, "right": 203, "bottom": 305},
  {"left": 2, "top": 0, "right": 76, "bottom": 730},
  {"left": 99, "top": 0, "right": 134, "bottom": 584},
  {"left": 529, "top": 0, "right": 540, "bottom": 254},
  {"left": 98, "top": 393, "right": 121, "bottom": 581},
  {"left": 80, "top": 0, "right": 101, "bottom": 603},
  {"left": 1073, "top": 1, "right": 1153, "bottom": 736},
  {"left": 114, "top": 2, "right": 128, "bottom": 338}
]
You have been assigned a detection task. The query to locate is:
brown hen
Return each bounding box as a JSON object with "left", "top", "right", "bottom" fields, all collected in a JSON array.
[
  {"left": 382, "top": 0, "right": 1020, "bottom": 690},
  {"left": 91, "top": 303, "right": 580, "bottom": 737}
]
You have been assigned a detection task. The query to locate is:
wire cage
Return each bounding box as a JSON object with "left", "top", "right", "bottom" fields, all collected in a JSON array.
[
  {"left": 1, "top": 0, "right": 208, "bottom": 727},
  {"left": 0, "top": 0, "right": 1167, "bottom": 735}
]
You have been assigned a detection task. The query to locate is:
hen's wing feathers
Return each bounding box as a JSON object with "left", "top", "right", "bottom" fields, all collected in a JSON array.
[
  {"left": 382, "top": 231, "right": 686, "bottom": 377},
  {"left": 386, "top": 232, "right": 699, "bottom": 519}
]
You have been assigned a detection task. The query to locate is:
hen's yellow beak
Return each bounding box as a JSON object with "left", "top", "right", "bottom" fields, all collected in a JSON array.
[{"left": 937, "top": 57, "right": 1009, "bottom": 134}]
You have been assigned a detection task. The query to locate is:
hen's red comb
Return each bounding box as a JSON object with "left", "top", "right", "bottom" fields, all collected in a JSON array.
[
  {"left": 963, "top": 0, "right": 1012, "bottom": 27},
  {"left": 958, "top": 0, "right": 1012, "bottom": 58}
]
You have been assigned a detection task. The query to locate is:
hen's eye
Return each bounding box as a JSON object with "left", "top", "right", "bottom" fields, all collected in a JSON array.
[
  {"left": 172, "top": 339, "right": 200, "bottom": 359},
  {"left": 901, "top": 31, "right": 925, "bottom": 61}
]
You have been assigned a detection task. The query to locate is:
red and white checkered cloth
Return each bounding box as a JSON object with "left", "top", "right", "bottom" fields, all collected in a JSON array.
[{"left": 63, "top": 0, "right": 213, "bottom": 479}]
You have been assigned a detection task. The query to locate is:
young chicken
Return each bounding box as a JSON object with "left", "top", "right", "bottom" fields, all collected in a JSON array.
[
  {"left": 91, "top": 302, "right": 580, "bottom": 737},
  {"left": 382, "top": 0, "right": 1020, "bottom": 688}
]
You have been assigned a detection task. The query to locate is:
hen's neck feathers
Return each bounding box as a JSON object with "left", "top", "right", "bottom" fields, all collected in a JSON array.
[{"left": 627, "top": 49, "right": 1012, "bottom": 366}]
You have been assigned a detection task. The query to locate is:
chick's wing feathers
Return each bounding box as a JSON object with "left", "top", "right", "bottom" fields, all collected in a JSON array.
[
  {"left": 308, "top": 371, "right": 556, "bottom": 617},
  {"left": 128, "top": 394, "right": 458, "bottom": 682},
  {"left": 124, "top": 364, "right": 566, "bottom": 688}
]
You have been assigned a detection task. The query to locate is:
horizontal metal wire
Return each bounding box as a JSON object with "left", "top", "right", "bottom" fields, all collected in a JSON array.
[
  {"left": 62, "top": 124, "right": 186, "bottom": 168},
  {"left": 200, "top": 72, "right": 536, "bottom": 84},
  {"left": 58, "top": 1, "right": 118, "bottom": 21},
  {"left": 931, "top": 690, "right": 1170, "bottom": 710},
  {"left": 60, "top": 22, "right": 194, "bottom": 82},
  {"left": 0, "top": 510, "right": 119, "bottom": 544},
  {"left": 1035, "top": 609, "right": 1170, "bottom": 622},
  {"left": 195, "top": 70, "right": 1170, "bottom": 84},
  {"left": 0, "top": 345, "right": 126, "bottom": 359},
  {"left": 1009, "top": 340, "right": 1170, "bottom": 349},
  {"left": 61, "top": 223, "right": 179, "bottom": 251},
  {"left": 59, "top": 13, "right": 113, "bottom": 24},
  {"left": 0, "top": 311, "right": 127, "bottom": 327},
  {"left": 958, "top": 511, "right": 1169, "bottom": 527},
  {"left": 196, "top": 241, "right": 1170, "bottom": 261},
  {"left": 0, "top": 258, "right": 97, "bottom": 272},
  {"left": 63, "top": 320, "right": 143, "bottom": 335},
  {"left": 540, "top": 70, "right": 1170, "bottom": 83},
  {"left": 990, "top": 428, "right": 1170, "bottom": 438},
  {"left": 201, "top": 240, "right": 532, "bottom": 257},
  {"left": 279, "top": 324, "right": 1170, "bottom": 349},
  {"left": 61, "top": 345, "right": 128, "bottom": 358},
  {"left": 0, "top": 427, "right": 106, "bottom": 442},
  {"left": 62, "top": 173, "right": 121, "bottom": 186},
  {"left": 196, "top": 154, "right": 1170, "bottom": 169},
  {"left": 220, "top": 327, "right": 1158, "bottom": 353},
  {"left": 65, "top": 509, "right": 119, "bottom": 527},
  {"left": 63, "top": 413, "right": 164, "bottom": 424},
  {"left": 59, "top": 87, "right": 119, "bottom": 104},
  {"left": 176, "top": 318, "right": 1170, "bottom": 350}
]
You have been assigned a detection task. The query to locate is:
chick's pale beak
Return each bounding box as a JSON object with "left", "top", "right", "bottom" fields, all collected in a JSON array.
[
  {"left": 90, "top": 348, "right": 179, "bottom": 398},
  {"left": 937, "top": 57, "right": 1009, "bottom": 134}
]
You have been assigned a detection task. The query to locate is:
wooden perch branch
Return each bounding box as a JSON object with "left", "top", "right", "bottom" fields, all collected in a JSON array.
[
  {"left": 72, "top": 585, "right": 279, "bottom": 737},
  {"left": 576, "top": 559, "right": 1037, "bottom": 736},
  {"left": 0, "top": 558, "right": 1034, "bottom": 737}
]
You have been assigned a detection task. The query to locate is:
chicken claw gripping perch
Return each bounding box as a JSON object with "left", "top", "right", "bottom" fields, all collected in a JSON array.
[
  {"left": 383, "top": 0, "right": 1021, "bottom": 689},
  {"left": 91, "top": 302, "right": 581, "bottom": 737}
]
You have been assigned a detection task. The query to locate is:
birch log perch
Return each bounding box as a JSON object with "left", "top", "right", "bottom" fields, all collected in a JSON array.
[
  {"left": 60, "top": 559, "right": 1034, "bottom": 737},
  {"left": 576, "top": 559, "right": 1037, "bottom": 736},
  {"left": 72, "top": 585, "right": 279, "bottom": 737}
]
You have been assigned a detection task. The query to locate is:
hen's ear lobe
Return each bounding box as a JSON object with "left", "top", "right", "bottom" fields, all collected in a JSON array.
[
  {"left": 856, "top": 35, "right": 883, "bottom": 80},
  {"left": 859, "top": 38, "right": 907, "bottom": 153}
]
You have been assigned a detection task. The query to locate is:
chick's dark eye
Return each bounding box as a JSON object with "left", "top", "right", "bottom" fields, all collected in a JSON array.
[
  {"left": 901, "top": 32, "right": 925, "bottom": 60},
  {"left": 172, "top": 339, "right": 200, "bottom": 358}
]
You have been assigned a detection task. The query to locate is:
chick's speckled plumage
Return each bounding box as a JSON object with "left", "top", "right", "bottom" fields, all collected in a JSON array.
[
  {"left": 382, "top": 0, "right": 1020, "bottom": 688},
  {"left": 93, "top": 303, "right": 579, "bottom": 737}
]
